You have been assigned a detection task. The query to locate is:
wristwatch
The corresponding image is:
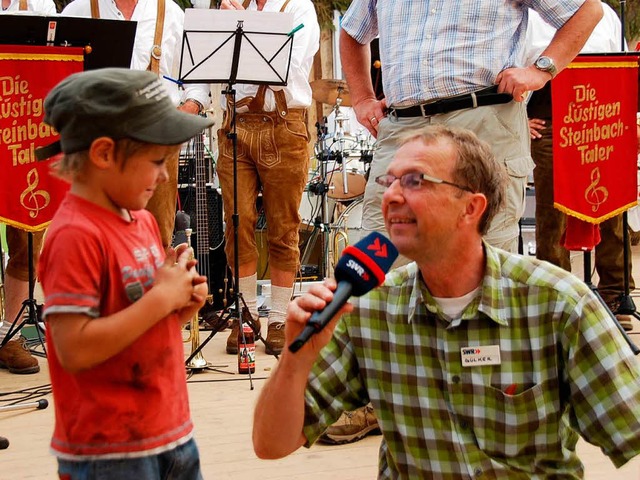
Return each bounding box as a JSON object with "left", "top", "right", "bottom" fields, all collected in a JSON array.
[
  {"left": 534, "top": 56, "right": 557, "bottom": 78},
  {"left": 182, "top": 98, "right": 205, "bottom": 115}
]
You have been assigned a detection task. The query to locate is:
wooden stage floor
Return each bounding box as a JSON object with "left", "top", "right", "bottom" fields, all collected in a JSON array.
[{"left": 2, "top": 246, "right": 640, "bottom": 479}]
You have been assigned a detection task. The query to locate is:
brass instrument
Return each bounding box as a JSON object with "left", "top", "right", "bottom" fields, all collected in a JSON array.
[
  {"left": 184, "top": 228, "right": 208, "bottom": 370},
  {"left": 332, "top": 211, "right": 350, "bottom": 269}
]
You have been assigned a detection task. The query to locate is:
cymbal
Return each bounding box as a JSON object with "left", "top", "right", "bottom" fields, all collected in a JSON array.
[{"left": 310, "top": 79, "right": 352, "bottom": 106}]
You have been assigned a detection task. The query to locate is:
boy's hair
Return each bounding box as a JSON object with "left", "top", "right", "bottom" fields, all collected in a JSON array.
[
  {"left": 36, "top": 68, "right": 213, "bottom": 161},
  {"left": 53, "top": 138, "right": 150, "bottom": 178}
]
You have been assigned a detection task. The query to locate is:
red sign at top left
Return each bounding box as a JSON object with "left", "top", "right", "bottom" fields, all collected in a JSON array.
[{"left": 0, "top": 45, "right": 83, "bottom": 232}]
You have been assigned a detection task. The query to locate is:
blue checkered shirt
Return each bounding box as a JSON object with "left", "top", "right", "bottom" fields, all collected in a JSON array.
[
  {"left": 303, "top": 244, "right": 640, "bottom": 479},
  {"left": 341, "top": 0, "right": 587, "bottom": 107}
]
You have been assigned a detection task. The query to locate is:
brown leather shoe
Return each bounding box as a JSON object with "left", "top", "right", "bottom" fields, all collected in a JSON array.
[
  {"left": 318, "top": 404, "right": 381, "bottom": 445},
  {"left": 0, "top": 339, "right": 40, "bottom": 374},
  {"left": 226, "top": 309, "right": 261, "bottom": 354},
  {"left": 265, "top": 322, "right": 285, "bottom": 355}
]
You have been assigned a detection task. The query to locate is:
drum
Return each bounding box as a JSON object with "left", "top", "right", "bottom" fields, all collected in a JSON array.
[
  {"left": 332, "top": 199, "right": 364, "bottom": 261},
  {"left": 326, "top": 170, "right": 367, "bottom": 202}
]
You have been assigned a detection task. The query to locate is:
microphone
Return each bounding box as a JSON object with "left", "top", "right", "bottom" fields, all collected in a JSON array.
[
  {"left": 175, "top": 210, "right": 191, "bottom": 231},
  {"left": 288, "top": 232, "right": 398, "bottom": 353}
]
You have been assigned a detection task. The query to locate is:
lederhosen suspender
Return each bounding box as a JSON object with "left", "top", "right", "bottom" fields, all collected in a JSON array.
[{"left": 90, "top": 0, "right": 165, "bottom": 74}]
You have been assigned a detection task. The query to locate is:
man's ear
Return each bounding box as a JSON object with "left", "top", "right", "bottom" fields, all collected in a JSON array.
[
  {"left": 461, "top": 193, "right": 487, "bottom": 226},
  {"left": 88, "top": 137, "right": 116, "bottom": 170}
]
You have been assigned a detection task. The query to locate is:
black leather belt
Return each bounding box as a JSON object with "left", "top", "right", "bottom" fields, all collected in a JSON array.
[{"left": 389, "top": 86, "right": 513, "bottom": 118}]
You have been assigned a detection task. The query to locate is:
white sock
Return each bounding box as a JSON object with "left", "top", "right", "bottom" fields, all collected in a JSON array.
[
  {"left": 268, "top": 285, "right": 293, "bottom": 325},
  {"left": 238, "top": 273, "right": 258, "bottom": 320}
]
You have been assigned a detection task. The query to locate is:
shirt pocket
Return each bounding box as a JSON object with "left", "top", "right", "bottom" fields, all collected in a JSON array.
[{"left": 468, "top": 380, "right": 554, "bottom": 458}]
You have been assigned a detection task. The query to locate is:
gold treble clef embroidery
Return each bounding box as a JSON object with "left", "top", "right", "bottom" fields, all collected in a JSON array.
[
  {"left": 584, "top": 167, "right": 608, "bottom": 213},
  {"left": 19, "top": 168, "right": 51, "bottom": 219}
]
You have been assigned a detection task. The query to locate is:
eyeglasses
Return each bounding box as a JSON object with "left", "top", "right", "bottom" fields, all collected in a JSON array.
[{"left": 374, "top": 172, "right": 474, "bottom": 193}]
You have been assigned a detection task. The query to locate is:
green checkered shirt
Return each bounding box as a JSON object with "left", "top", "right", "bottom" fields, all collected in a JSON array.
[{"left": 303, "top": 244, "right": 640, "bottom": 479}]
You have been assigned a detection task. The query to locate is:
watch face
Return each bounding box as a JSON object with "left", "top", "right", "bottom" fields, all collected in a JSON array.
[{"left": 536, "top": 57, "right": 552, "bottom": 69}]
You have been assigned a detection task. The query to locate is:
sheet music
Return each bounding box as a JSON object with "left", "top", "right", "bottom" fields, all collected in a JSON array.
[{"left": 181, "top": 9, "right": 294, "bottom": 84}]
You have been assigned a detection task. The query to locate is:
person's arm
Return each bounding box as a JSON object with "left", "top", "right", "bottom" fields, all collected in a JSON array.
[
  {"left": 48, "top": 248, "right": 203, "bottom": 373},
  {"left": 253, "top": 279, "right": 354, "bottom": 459},
  {"left": 496, "top": 0, "right": 604, "bottom": 101},
  {"left": 339, "top": 29, "right": 386, "bottom": 138}
]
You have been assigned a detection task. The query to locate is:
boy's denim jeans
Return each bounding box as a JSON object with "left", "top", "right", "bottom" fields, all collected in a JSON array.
[{"left": 57, "top": 438, "right": 202, "bottom": 480}]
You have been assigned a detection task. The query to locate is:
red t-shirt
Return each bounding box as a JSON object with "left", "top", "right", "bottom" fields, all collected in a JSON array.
[{"left": 39, "top": 193, "right": 192, "bottom": 459}]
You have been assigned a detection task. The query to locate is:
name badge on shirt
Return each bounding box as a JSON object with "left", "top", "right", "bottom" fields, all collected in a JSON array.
[{"left": 460, "top": 345, "right": 501, "bottom": 367}]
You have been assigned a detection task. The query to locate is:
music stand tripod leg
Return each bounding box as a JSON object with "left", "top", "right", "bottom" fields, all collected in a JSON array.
[
  {"left": 0, "top": 232, "right": 46, "bottom": 357},
  {"left": 611, "top": 212, "right": 640, "bottom": 323}
]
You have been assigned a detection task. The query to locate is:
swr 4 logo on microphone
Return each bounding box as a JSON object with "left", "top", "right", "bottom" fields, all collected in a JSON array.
[
  {"left": 346, "top": 259, "right": 370, "bottom": 281},
  {"left": 367, "top": 237, "right": 389, "bottom": 257}
]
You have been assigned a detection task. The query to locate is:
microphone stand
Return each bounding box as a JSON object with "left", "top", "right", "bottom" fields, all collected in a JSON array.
[{"left": 0, "top": 399, "right": 49, "bottom": 450}]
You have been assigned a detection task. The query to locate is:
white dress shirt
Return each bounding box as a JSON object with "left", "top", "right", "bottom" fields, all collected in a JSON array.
[
  {"left": 0, "top": 0, "right": 55, "bottom": 14},
  {"left": 62, "top": 0, "right": 210, "bottom": 108},
  {"left": 223, "top": 0, "right": 319, "bottom": 111}
]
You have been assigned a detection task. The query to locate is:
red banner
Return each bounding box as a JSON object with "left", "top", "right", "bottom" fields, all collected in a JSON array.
[
  {"left": 0, "top": 45, "right": 84, "bottom": 232},
  {"left": 552, "top": 55, "right": 639, "bottom": 224}
]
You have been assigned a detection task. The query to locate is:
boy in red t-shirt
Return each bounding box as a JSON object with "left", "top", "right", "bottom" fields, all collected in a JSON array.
[{"left": 36, "top": 68, "right": 213, "bottom": 479}]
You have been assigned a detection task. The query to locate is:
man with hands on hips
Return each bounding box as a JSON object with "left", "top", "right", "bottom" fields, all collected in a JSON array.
[
  {"left": 339, "top": 0, "right": 604, "bottom": 254},
  {"left": 252, "top": 125, "right": 640, "bottom": 478}
]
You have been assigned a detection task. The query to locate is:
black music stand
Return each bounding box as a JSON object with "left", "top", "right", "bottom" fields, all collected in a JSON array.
[{"left": 178, "top": 8, "right": 295, "bottom": 384}]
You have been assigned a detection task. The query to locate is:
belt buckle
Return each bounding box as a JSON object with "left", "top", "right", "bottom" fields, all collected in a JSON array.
[{"left": 419, "top": 98, "right": 438, "bottom": 117}]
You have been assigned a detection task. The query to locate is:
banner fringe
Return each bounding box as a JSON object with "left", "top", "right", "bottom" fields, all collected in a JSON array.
[{"left": 553, "top": 201, "right": 639, "bottom": 225}]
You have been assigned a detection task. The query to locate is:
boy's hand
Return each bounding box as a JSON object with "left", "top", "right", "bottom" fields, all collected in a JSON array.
[{"left": 154, "top": 247, "right": 202, "bottom": 313}]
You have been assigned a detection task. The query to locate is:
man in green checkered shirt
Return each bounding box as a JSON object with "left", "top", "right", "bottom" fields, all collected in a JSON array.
[{"left": 252, "top": 125, "right": 640, "bottom": 478}]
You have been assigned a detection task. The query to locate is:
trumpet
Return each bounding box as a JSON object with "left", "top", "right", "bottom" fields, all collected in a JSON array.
[
  {"left": 183, "top": 228, "right": 208, "bottom": 370},
  {"left": 332, "top": 215, "right": 350, "bottom": 269}
]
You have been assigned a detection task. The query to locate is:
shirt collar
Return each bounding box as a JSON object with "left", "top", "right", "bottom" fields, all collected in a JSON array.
[{"left": 403, "top": 241, "right": 508, "bottom": 327}]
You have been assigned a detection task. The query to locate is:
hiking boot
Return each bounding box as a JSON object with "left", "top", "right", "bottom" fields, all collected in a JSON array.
[
  {"left": 265, "top": 322, "right": 285, "bottom": 355},
  {"left": 604, "top": 298, "right": 635, "bottom": 332},
  {"left": 226, "top": 309, "right": 261, "bottom": 354},
  {"left": 0, "top": 339, "right": 40, "bottom": 374},
  {"left": 319, "top": 404, "right": 381, "bottom": 445},
  {"left": 616, "top": 314, "right": 634, "bottom": 332}
]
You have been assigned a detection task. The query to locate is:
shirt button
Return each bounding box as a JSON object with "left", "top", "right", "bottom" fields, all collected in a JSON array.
[
  {"left": 452, "top": 375, "right": 461, "bottom": 383},
  {"left": 426, "top": 34, "right": 432, "bottom": 39},
  {"left": 459, "top": 420, "right": 468, "bottom": 430},
  {"left": 263, "top": 116, "right": 269, "bottom": 122},
  {"left": 474, "top": 467, "right": 483, "bottom": 477},
  {"left": 431, "top": 8, "right": 436, "bottom": 14},
  {"left": 239, "top": 117, "right": 245, "bottom": 123}
]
